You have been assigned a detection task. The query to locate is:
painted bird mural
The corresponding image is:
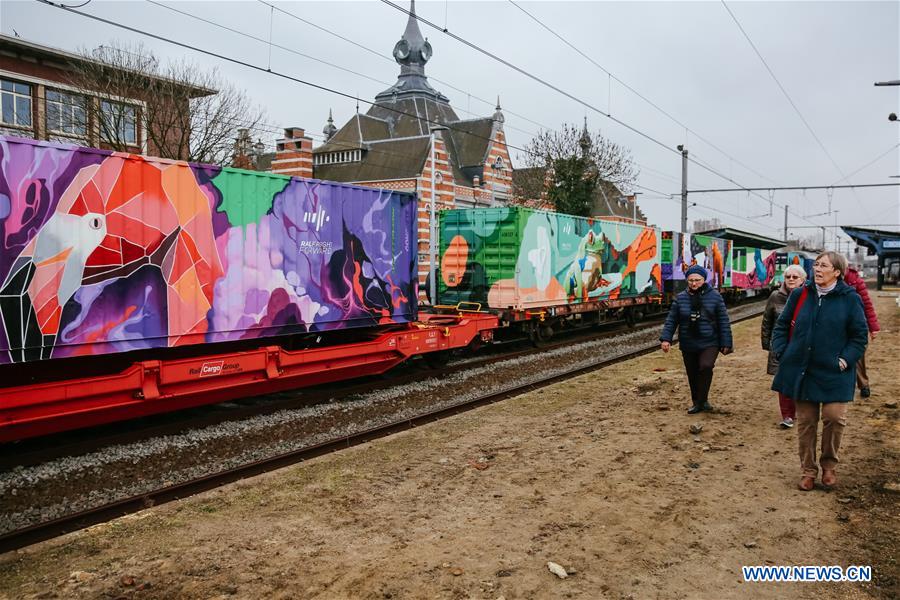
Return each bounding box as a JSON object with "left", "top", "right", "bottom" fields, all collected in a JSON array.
[{"left": 1, "top": 154, "right": 223, "bottom": 362}]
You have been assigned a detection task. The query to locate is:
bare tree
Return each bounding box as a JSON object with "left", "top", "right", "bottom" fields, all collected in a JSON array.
[
  {"left": 66, "top": 42, "right": 266, "bottom": 165},
  {"left": 513, "top": 123, "right": 638, "bottom": 216}
]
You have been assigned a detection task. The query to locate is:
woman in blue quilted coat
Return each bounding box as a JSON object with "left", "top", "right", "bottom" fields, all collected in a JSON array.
[
  {"left": 660, "top": 265, "right": 734, "bottom": 414},
  {"left": 770, "top": 251, "right": 868, "bottom": 491}
]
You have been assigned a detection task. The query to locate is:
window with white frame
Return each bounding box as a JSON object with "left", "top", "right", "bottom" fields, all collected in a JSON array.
[
  {"left": 1, "top": 79, "right": 33, "bottom": 128},
  {"left": 99, "top": 99, "right": 138, "bottom": 145},
  {"left": 314, "top": 149, "right": 361, "bottom": 166},
  {"left": 46, "top": 90, "right": 88, "bottom": 137}
]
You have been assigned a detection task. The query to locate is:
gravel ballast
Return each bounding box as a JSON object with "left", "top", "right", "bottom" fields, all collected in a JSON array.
[{"left": 0, "top": 304, "right": 763, "bottom": 534}]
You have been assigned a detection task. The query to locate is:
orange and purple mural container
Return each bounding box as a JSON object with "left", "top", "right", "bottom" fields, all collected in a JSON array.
[{"left": 0, "top": 136, "right": 418, "bottom": 367}]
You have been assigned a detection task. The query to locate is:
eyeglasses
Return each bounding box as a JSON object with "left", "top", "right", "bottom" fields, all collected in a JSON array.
[{"left": 784, "top": 275, "right": 802, "bottom": 279}]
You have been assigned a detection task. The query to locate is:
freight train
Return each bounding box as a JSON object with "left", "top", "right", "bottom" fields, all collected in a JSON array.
[
  {"left": 434, "top": 208, "right": 777, "bottom": 342},
  {"left": 0, "top": 137, "right": 778, "bottom": 441}
]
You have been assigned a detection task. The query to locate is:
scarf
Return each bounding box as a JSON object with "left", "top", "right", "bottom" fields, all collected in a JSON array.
[{"left": 688, "top": 283, "right": 708, "bottom": 335}]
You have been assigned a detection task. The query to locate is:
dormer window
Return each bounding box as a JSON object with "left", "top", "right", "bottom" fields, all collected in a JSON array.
[{"left": 314, "top": 149, "right": 362, "bottom": 166}]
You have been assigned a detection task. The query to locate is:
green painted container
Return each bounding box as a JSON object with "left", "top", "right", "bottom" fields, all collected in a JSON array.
[{"left": 437, "top": 207, "right": 661, "bottom": 310}]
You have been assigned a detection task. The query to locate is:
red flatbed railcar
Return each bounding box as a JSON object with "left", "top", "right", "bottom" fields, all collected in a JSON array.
[
  {"left": 0, "top": 312, "right": 497, "bottom": 442},
  {"left": 0, "top": 137, "right": 499, "bottom": 441}
]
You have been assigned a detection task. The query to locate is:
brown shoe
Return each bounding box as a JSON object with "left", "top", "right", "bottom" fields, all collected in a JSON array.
[
  {"left": 822, "top": 470, "right": 837, "bottom": 487},
  {"left": 798, "top": 476, "right": 815, "bottom": 491}
]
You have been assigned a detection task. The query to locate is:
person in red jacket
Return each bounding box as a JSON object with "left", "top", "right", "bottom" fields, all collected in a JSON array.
[{"left": 843, "top": 267, "right": 880, "bottom": 397}]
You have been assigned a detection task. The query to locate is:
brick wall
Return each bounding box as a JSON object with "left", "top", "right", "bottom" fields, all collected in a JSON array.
[{"left": 0, "top": 52, "right": 189, "bottom": 158}]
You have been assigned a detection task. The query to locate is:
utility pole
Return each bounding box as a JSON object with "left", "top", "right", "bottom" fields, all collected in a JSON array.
[
  {"left": 678, "top": 145, "right": 688, "bottom": 232},
  {"left": 783, "top": 204, "right": 788, "bottom": 243},
  {"left": 833, "top": 210, "right": 840, "bottom": 251}
]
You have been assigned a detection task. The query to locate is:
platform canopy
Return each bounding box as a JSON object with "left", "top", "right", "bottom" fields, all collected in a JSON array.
[
  {"left": 841, "top": 226, "right": 900, "bottom": 258},
  {"left": 694, "top": 227, "right": 785, "bottom": 250},
  {"left": 841, "top": 226, "right": 900, "bottom": 289}
]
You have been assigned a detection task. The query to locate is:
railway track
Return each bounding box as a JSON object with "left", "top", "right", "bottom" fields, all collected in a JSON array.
[
  {"left": 0, "top": 310, "right": 667, "bottom": 470},
  {"left": 0, "top": 303, "right": 765, "bottom": 554}
]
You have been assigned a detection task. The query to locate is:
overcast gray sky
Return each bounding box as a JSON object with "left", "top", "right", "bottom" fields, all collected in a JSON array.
[{"left": 3, "top": 0, "right": 898, "bottom": 244}]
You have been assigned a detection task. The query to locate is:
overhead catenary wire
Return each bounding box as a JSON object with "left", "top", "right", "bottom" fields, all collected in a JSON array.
[
  {"left": 75, "top": 2, "right": 679, "bottom": 191},
  {"left": 379, "top": 0, "right": 790, "bottom": 199},
  {"left": 378, "top": 0, "right": 840, "bottom": 232},
  {"left": 686, "top": 150, "right": 825, "bottom": 229},
  {"left": 830, "top": 142, "right": 900, "bottom": 185},
  {"left": 90, "top": 0, "right": 803, "bottom": 230},
  {"left": 377, "top": 0, "right": 683, "bottom": 157},
  {"left": 632, "top": 183, "right": 785, "bottom": 233},
  {"left": 33, "top": 0, "right": 533, "bottom": 160},
  {"left": 151, "top": 0, "right": 547, "bottom": 142},
  {"left": 720, "top": 0, "right": 870, "bottom": 220},
  {"left": 254, "top": 0, "right": 550, "bottom": 138},
  {"left": 32, "top": 0, "right": 877, "bottom": 234},
  {"left": 506, "top": 0, "right": 779, "bottom": 187},
  {"left": 687, "top": 183, "right": 900, "bottom": 193}
]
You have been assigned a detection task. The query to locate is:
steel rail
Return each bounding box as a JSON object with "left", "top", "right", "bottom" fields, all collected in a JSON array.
[
  {"left": 0, "top": 314, "right": 665, "bottom": 470},
  {"left": 0, "top": 306, "right": 764, "bottom": 554}
]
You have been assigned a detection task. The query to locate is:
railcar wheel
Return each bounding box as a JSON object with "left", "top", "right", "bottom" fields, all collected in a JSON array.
[{"left": 529, "top": 322, "right": 555, "bottom": 346}]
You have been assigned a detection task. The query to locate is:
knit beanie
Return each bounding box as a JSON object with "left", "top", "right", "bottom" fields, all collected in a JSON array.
[{"left": 685, "top": 264, "right": 708, "bottom": 280}]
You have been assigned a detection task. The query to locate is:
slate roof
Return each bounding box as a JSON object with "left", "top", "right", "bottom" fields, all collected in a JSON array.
[
  {"left": 314, "top": 114, "right": 389, "bottom": 154},
  {"left": 592, "top": 180, "right": 647, "bottom": 221},
  {"left": 315, "top": 136, "right": 431, "bottom": 183},
  {"left": 314, "top": 98, "right": 496, "bottom": 187},
  {"left": 256, "top": 152, "right": 275, "bottom": 171}
]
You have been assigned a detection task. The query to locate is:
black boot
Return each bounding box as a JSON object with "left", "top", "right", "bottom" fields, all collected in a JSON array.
[
  {"left": 701, "top": 402, "right": 714, "bottom": 412},
  {"left": 687, "top": 404, "right": 703, "bottom": 414}
]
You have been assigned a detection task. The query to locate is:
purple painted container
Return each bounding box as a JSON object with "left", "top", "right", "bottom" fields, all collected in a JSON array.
[{"left": 0, "top": 136, "right": 417, "bottom": 364}]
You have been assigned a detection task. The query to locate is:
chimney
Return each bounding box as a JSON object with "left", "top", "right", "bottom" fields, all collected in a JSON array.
[{"left": 271, "top": 127, "right": 313, "bottom": 178}]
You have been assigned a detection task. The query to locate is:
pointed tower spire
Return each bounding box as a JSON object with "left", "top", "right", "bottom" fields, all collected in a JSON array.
[
  {"left": 375, "top": 0, "right": 448, "bottom": 103},
  {"left": 579, "top": 117, "right": 591, "bottom": 156},
  {"left": 323, "top": 108, "right": 337, "bottom": 140},
  {"left": 492, "top": 96, "right": 505, "bottom": 123}
]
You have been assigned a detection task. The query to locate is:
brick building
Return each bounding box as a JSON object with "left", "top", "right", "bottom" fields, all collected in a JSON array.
[
  {"left": 269, "top": 1, "right": 646, "bottom": 290},
  {"left": 270, "top": 1, "right": 513, "bottom": 289},
  {"left": 0, "top": 34, "right": 214, "bottom": 158}
]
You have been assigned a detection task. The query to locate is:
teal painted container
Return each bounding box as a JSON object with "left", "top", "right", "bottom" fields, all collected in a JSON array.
[{"left": 438, "top": 207, "right": 661, "bottom": 310}]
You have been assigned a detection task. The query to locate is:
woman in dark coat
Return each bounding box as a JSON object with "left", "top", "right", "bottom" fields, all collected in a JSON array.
[
  {"left": 761, "top": 264, "right": 807, "bottom": 428},
  {"left": 770, "top": 251, "right": 868, "bottom": 491},
  {"left": 660, "top": 264, "right": 734, "bottom": 414}
]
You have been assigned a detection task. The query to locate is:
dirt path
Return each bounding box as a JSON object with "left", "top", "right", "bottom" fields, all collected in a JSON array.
[{"left": 1, "top": 294, "right": 897, "bottom": 600}]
